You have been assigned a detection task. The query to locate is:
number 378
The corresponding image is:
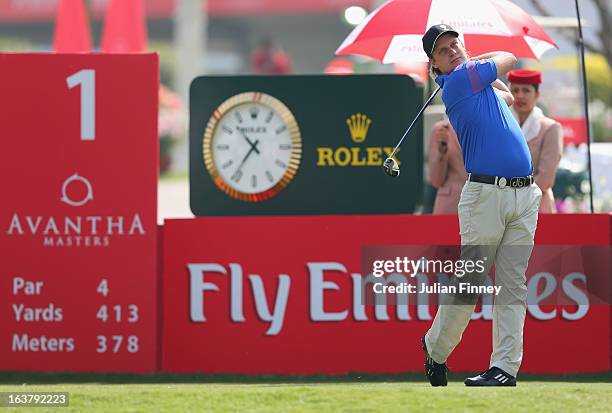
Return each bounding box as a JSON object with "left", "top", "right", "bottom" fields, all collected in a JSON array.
[{"left": 96, "top": 335, "right": 139, "bottom": 353}]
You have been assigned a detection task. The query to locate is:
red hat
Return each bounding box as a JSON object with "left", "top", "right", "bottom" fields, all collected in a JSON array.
[{"left": 507, "top": 69, "right": 542, "bottom": 85}]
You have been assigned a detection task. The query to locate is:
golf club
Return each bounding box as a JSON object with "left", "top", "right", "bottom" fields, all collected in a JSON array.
[{"left": 383, "top": 86, "right": 442, "bottom": 177}]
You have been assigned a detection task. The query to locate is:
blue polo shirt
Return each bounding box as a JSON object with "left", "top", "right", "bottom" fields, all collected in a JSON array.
[{"left": 435, "top": 59, "right": 532, "bottom": 177}]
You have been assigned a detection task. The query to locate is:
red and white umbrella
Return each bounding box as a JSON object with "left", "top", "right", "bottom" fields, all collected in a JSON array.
[{"left": 336, "top": 0, "right": 557, "bottom": 63}]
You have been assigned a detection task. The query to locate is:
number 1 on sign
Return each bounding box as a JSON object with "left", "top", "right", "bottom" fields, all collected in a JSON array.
[{"left": 66, "top": 69, "right": 96, "bottom": 141}]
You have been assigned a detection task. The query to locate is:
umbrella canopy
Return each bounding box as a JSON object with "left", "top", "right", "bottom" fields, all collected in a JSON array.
[{"left": 336, "top": 0, "right": 557, "bottom": 63}]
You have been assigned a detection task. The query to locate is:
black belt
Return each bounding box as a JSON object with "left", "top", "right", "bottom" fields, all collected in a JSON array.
[{"left": 468, "top": 173, "right": 533, "bottom": 189}]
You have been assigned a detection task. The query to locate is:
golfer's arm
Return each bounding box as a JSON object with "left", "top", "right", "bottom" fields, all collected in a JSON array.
[
  {"left": 471, "top": 51, "right": 516, "bottom": 106},
  {"left": 491, "top": 79, "right": 514, "bottom": 106},
  {"left": 471, "top": 51, "right": 517, "bottom": 77},
  {"left": 471, "top": 51, "right": 506, "bottom": 60}
]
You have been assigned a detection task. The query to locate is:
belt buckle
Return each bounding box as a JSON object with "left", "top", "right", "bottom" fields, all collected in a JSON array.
[
  {"left": 497, "top": 177, "right": 507, "bottom": 188},
  {"left": 510, "top": 177, "right": 526, "bottom": 188}
]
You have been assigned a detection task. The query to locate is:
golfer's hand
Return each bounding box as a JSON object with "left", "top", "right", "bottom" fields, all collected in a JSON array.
[{"left": 429, "top": 65, "right": 439, "bottom": 80}]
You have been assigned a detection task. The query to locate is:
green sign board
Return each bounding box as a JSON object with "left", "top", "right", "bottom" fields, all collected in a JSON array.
[{"left": 189, "top": 75, "right": 424, "bottom": 216}]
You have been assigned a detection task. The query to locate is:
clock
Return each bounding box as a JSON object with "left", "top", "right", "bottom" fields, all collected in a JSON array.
[{"left": 203, "top": 92, "right": 302, "bottom": 202}]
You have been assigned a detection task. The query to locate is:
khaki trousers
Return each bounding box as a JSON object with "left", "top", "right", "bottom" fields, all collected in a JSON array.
[{"left": 425, "top": 180, "right": 542, "bottom": 377}]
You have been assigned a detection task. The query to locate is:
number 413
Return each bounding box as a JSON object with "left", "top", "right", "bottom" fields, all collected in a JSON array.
[{"left": 97, "top": 304, "right": 139, "bottom": 323}]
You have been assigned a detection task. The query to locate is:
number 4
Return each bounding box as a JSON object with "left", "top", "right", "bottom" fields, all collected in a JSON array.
[
  {"left": 96, "top": 305, "right": 108, "bottom": 322},
  {"left": 66, "top": 69, "right": 95, "bottom": 141},
  {"left": 97, "top": 279, "right": 109, "bottom": 296}
]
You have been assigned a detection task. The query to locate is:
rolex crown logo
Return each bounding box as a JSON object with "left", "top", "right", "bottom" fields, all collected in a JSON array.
[
  {"left": 249, "top": 106, "right": 260, "bottom": 119},
  {"left": 346, "top": 113, "right": 372, "bottom": 143}
]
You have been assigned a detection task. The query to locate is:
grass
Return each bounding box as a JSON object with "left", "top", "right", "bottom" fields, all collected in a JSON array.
[
  {"left": 158, "top": 170, "right": 188, "bottom": 181},
  {"left": 1, "top": 374, "right": 610, "bottom": 413}
]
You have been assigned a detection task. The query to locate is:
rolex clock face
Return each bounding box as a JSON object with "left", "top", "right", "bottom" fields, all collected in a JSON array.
[{"left": 203, "top": 92, "right": 302, "bottom": 202}]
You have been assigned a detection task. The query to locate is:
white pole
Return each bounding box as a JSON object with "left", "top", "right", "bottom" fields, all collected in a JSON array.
[
  {"left": 173, "top": 0, "right": 207, "bottom": 172},
  {"left": 174, "top": 0, "right": 207, "bottom": 104}
]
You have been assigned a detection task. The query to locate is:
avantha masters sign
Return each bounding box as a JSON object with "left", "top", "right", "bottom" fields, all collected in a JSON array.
[
  {"left": 190, "top": 75, "right": 424, "bottom": 215},
  {"left": 0, "top": 54, "right": 159, "bottom": 373}
]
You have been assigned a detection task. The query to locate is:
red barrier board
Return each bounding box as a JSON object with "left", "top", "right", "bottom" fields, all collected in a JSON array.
[
  {"left": 555, "top": 117, "right": 587, "bottom": 146},
  {"left": 0, "top": 54, "right": 159, "bottom": 372},
  {"left": 161, "top": 214, "right": 611, "bottom": 374}
]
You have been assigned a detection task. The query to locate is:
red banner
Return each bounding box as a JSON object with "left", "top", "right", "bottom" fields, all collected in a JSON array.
[
  {"left": 555, "top": 117, "right": 588, "bottom": 146},
  {"left": 161, "top": 214, "right": 611, "bottom": 374},
  {"left": 0, "top": 54, "right": 159, "bottom": 372},
  {"left": 0, "top": 0, "right": 373, "bottom": 21}
]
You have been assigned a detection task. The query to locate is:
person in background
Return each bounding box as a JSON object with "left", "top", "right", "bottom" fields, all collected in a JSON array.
[
  {"left": 508, "top": 69, "right": 563, "bottom": 213},
  {"left": 250, "top": 36, "right": 293, "bottom": 75},
  {"left": 428, "top": 118, "right": 467, "bottom": 213}
]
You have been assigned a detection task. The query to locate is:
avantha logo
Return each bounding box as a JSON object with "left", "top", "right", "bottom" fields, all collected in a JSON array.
[
  {"left": 6, "top": 174, "right": 146, "bottom": 248},
  {"left": 317, "top": 113, "right": 399, "bottom": 167},
  {"left": 346, "top": 113, "right": 371, "bottom": 143},
  {"left": 61, "top": 174, "right": 93, "bottom": 207}
]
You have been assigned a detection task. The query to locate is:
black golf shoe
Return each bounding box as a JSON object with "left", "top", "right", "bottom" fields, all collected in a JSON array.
[
  {"left": 464, "top": 366, "right": 516, "bottom": 387},
  {"left": 422, "top": 336, "right": 448, "bottom": 386}
]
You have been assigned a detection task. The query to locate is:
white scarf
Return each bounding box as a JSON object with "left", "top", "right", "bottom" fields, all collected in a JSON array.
[{"left": 512, "top": 106, "right": 543, "bottom": 142}]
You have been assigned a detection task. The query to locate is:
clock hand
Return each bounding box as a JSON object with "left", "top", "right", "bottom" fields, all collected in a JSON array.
[
  {"left": 247, "top": 137, "right": 260, "bottom": 155},
  {"left": 235, "top": 140, "right": 260, "bottom": 173},
  {"left": 238, "top": 129, "right": 261, "bottom": 155}
]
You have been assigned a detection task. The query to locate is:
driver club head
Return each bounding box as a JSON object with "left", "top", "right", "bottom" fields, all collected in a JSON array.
[{"left": 382, "top": 157, "right": 400, "bottom": 177}]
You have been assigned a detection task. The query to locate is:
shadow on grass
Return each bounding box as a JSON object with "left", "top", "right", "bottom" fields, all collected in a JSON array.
[{"left": 0, "top": 372, "right": 610, "bottom": 385}]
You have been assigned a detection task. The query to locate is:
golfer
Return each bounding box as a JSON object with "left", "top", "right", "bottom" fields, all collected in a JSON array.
[{"left": 420, "top": 24, "right": 542, "bottom": 387}]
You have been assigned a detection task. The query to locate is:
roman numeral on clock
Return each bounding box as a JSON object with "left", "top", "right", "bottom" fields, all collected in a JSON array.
[
  {"left": 251, "top": 174, "right": 257, "bottom": 188},
  {"left": 275, "top": 159, "right": 287, "bottom": 169},
  {"left": 265, "top": 170, "right": 274, "bottom": 183},
  {"left": 275, "top": 125, "right": 287, "bottom": 134},
  {"left": 279, "top": 144, "right": 291, "bottom": 150},
  {"left": 221, "top": 159, "right": 234, "bottom": 169},
  {"left": 235, "top": 111, "right": 244, "bottom": 123},
  {"left": 222, "top": 125, "right": 233, "bottom": 134}
]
